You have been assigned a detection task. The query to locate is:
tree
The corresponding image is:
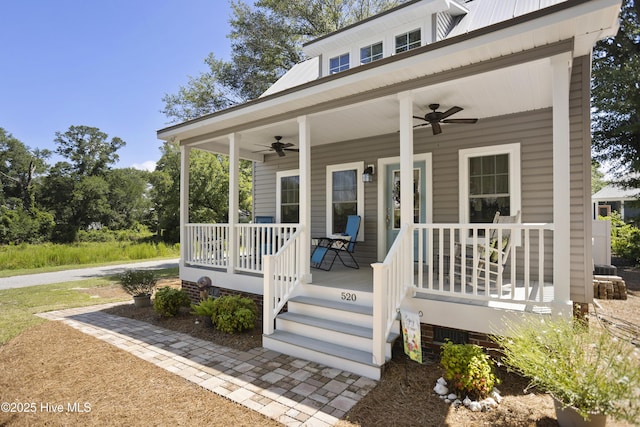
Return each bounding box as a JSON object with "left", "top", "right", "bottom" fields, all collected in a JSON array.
[
  {"left": 54, "top": 125, "right": 125, "bottom": 176},
  {"left": 162, "top": 0, "right": 406, "bottom": 122},
  {"left": 39, "top": 125, "right": 127, "bottom": 241},
  {"left": 592, "top": 161, "right": 608, "bottom": 194},
  {"left": 592, "top": 0, "right": 640, "bottom": 188},
  {"left": 105, "top": 168, "right": 152, "bottom": 230}
]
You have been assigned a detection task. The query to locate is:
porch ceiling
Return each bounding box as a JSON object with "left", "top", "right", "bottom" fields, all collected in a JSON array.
[{"left": 188, "top": 57, "right": 552, "bottom": 159}]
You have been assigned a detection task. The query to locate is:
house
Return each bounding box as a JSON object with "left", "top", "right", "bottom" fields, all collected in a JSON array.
[
  {"left": 157, "top": 0, "right": 622, "bottom": 380},
  {"left": 592, "top": 183, "right": 640, "bottom": 222}
]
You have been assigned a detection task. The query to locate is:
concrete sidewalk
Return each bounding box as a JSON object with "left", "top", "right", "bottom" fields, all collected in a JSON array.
[
  {"left": 0, "top": 258, "right": 179, "bottom": 290},
  {"left": 38, "top": 303, "right": 377, "bottom": 427}
]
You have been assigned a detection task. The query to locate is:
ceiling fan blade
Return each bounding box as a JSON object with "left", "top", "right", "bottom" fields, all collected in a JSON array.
[
  {"left": 413, "top": 123, "right": 431, "bottom": 129},
  {"left": 283, "top": 148, "right": 299, "bottom": 152},
  {"left": 432, "top": 122, "right": 442, "bottom": 135},
  {"left": 281, "top": 142, "right": 295, "bottom": 148},
  {"left": 442, "top": 118, "right": 478, "bottom": 124},
  {"left": 440, "top": 106, "right": 463, "bottom": 120},
  {"left": 413, "top": 115, "right": 426, "bottom": 121},
  {"left": 276, "top": 150, "right": 286, "bottom": 157}
]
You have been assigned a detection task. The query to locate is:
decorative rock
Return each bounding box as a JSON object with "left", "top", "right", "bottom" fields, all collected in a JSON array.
[
  {"left": 437, "top": 377, "right": 447, "bottom": 385},
  {"left": 469, "top": 401, "right": 482, "bottom": 412},
  {"left": 444, "top": 399, "right": 451, "bottom": 404},
  {"left": 453, "top": 399, "right": 462, "bottom": 407},
  {"left": 434, "top": 383, "right": 449, "bottom": 395},
  {"left": 490, "top": 390, "right": 502, "bottom": 404},
  {"left": 481, "top": 397, "right": 498, "bottom": 409},
  {"left": 447, "top": 393, "right": 458, "bottom": 401},
  {"left": 463, "top": 397, "right": 472, "bottom": 407}
]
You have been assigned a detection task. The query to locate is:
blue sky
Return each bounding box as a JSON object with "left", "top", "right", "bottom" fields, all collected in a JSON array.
[{"left": 1, "top": 0, "right": 238, "bottom": 171}]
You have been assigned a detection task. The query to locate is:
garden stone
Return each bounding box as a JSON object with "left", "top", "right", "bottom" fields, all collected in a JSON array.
[
  {"left": 447, "top": 393, "right": 458, "bottom": 400},
  {"left": 433, "top": 383, "right": 448, "bottom": 395},
  {"left": 469, "top": 401, "right": 482, "bottom": 412}
]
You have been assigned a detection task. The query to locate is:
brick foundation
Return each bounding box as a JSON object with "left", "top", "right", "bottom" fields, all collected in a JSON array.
[{"left": 419, "top": 324, "right": 499, "bottom": 352}]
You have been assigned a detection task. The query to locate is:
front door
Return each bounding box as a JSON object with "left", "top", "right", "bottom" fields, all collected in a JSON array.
[{"left": 384, "top": 160, "right": 428, "bottom": 253}]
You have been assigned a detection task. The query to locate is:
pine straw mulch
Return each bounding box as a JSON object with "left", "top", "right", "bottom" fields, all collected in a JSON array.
[{"left": 1, "top": 273, "right": 639, "bottom": 426}]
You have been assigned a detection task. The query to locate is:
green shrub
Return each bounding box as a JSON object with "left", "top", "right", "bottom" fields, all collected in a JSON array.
[
  {"left": 492, "top": 316, "right": 640, "bottom": 422},
  {"left": 118, "top": 269, "right": 157, "bottom": 296},
  {"left": 190, "top": 297, "right": 217, "bottom": 317},
  {"left": 606, "top": 212, "right": 640, "bottom": 264},
  {"left": 440, "top": 340, "right": 499, "bottom": 400},
  {"left": 153, "top": 287, "right": 190, "bottom": 317},
  {"left": 210, "top": 295, "right": 258, "bottom": 333}
]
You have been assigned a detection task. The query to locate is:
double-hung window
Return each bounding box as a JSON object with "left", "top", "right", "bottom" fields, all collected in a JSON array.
[
  {"left": 360, "top": 42, "right": 383, "bottom": 64},
  {"left": 329, "top": 53, "right": 350, "bottom": 74},
  {"left": 459, "top": 143, "right": 521, "bottom": 226},
  {"left": 326, "top": 162, "right": 364, "bottom": 240},
  {"left": 395, "top": 29, "right": 421, "bottom": 53},
  {"left": 276, "top": 170, "right": 299, "bottom": 223}
]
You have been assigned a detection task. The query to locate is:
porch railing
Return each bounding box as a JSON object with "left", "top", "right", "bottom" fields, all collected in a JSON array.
[
  {"left": 184, "top": 223, "right": 230, "bottom": 268},
  {"left": 371, "top": 223, "right": 414, "bottom": 366},
  {"left": 414, "top": 223, "right": 554, "bottom": 303},
  {"left": 235, "top": 224, "right": 300, "bottom": 274},
  {"left": 263, "top": 227, "right": 304, "bottom": 335}
]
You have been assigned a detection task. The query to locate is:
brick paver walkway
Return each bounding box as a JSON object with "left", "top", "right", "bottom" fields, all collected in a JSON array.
[{"left": 38, "top": 304, "right": 377, "bottom": 426}]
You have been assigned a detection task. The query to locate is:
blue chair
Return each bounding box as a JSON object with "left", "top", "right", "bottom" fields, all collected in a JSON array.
[
  {"left": 311, "top": 215, "right": 361, "bottom": 271},
  {"left": 254, "top": 216, "right": 275, "bottom": 256}
]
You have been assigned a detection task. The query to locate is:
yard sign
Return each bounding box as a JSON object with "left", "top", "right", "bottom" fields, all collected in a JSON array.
[{"left": 400, "top": 309, "right": 422, "bottom": 364}]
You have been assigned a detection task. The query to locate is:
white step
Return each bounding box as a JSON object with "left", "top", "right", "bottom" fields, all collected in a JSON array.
[
  {"left": 296, "top": 283, "right": 374, "bottom": 305},
  {"left": 287, "top": 296, "right": 373, "bottom": 327},
  {"left": 263, "top": 330, "right": 382, "bottom": 380}
]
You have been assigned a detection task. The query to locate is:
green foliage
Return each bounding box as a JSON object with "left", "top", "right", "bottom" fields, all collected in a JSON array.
[
  {"left": 592, "top": 0, "right": 640, "bottom": 182},
  {"left": 209, "top": 295, "right": 257, "bottom": 334},
  {"left": 0, "top": 241, "right": 179, "bottom": 271},
  {"left": 190, "top": 297, "right": 217, "bottom": 317},
  {"left": 118, "top": 269, "right": 157, "bottom": 297},
  {"left": 492, "top": 316, "right": 640, "bottom": 422},
  {"left": 153, "top": 287, "right": 190, "bottom": 317},
  {"left": 591, "top": 161, "right": 607, "bottom": 194},
  {"left": 0, "top": 201, "right": 55, "bottom": 244},
  {"left": 440, "top": 340, "right": 499, "bottom": 400},
  {"left": 606, "top": 211, "right": 640, "bottom": 264},
  {"left": 53, "top": 125, "right": 125, "bottom": 176}
]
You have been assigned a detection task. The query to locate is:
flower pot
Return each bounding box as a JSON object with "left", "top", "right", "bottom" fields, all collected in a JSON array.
[
  {"left": 133, "top": 294, "right": 151, "bottom": 308},
  {"left": 554, "top": 397, "right": 607, "bottom": 427},
  {"left": 203, "top": 316, "right": 213, "bottom": 328}
]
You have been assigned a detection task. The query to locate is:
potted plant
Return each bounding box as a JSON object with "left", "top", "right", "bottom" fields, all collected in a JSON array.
[
  {"left": 118, "top": 269, "right": 158, "bottom": 307},
  {"left": 492, "top": 315, "right": 640, "bottom": 426}
]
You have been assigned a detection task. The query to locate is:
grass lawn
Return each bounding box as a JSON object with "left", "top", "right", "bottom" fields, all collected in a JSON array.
[{"left": 0, "top": 268, "right": 177, "bottom": 345}]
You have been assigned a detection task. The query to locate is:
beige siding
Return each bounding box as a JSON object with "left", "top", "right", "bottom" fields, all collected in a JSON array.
[{"left": 254, "top": 56, "right": 592, "bottom": 301}]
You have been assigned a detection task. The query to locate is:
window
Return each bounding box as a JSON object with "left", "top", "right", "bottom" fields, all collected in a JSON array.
[
  {"left": 276, "top": 170, "right": 299, "bottom": 223},
  {"left": 360, "top": 42, "right": 383, "bottom": 64},
  {"left": 329, "top": 53, "right": 350, "bottom": 74},
  {"left": 459, "top": 144, "right": 521, "bottom": 226},
  {"left": 395, "top": 29, "right": 421, "bottom": 53},
  {"left": 326, "top": 162, "right": 364, "bottom": 240},
  {"left": 391, "top": 168, "right": 421, "bottom": 228}
]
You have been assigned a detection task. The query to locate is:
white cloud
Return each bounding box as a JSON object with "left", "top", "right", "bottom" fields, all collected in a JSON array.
[{"left": 131, "top": 160, "right": 156, "bottom": 172}]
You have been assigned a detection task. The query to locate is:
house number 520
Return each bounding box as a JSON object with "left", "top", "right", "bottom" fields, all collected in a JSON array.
[{"left": 341, "top": 292, "right": 357, "bottom": 301}]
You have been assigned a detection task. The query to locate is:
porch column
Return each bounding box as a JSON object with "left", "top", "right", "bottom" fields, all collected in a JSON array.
[
  {"left": 179, "top": 143, "right": 189, "bottom": 270},
  {"left": 298, "top": 115, "right": 312, "bottom": 282},
  {"left": 227, "top": 133, "right": 240, "bottom": 274},
  {"left": 398, "top": 91, "right": 414, "bottom": 226},
  {"left": 551, "top": 53, "right": 572, "bottom": 303}
]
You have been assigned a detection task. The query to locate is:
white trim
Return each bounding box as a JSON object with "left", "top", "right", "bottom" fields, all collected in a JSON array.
[
  {"left": 326, "top": 161, "right": 365, "bottom": 241},
  {"left": 179, "top": 144, "right": 189, "bottom": 270},
  {"left": 376, "top": 153, "right": 433, "bottom": 261},
  {"left": 458, "top": 143, "right": 522, "bottom": 225},
  {"left": 275, "top": 169, "right": 300, "bottom": 223}
]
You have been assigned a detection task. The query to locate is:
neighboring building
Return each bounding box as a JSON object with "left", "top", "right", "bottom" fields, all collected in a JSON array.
[
  {"left": 592, "top": 184, "right": 640, "bottom": 223},
  {"left": 157, "top": 0, "right": 622, "bottom": 379}
]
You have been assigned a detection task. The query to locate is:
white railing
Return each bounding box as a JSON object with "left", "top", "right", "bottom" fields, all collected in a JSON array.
[
  {"left": 371, "top": 224, "right": 414, "bottom": 366},
  {"left": 235, "top": 224, "right": 300, "bottom": 274},
  {"left": 413, "top": 223, "right": 554, "bottom": 303},
  {"left": 184, "top": 223, "right": 229, "bottom": 268},
  {"left": 263, "top": 227, "right": 304, "bottom": 335}
]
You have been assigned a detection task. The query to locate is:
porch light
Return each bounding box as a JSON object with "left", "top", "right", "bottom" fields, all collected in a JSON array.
[{"left": 362, "top": 165, "right": 375, "bottom": 183}]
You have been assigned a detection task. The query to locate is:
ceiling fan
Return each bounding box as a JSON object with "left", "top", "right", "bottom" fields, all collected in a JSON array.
[
  {"left": 253, "top": 136, "right": 299, "bottom": 157},
  {"left": 413, "top": 104, "right": 478, "bottom": 135}
]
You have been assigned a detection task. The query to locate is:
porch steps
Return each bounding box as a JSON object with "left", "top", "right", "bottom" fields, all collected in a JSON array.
[{"left": 263, "top": 295, "right": 399, "bottom": 380}]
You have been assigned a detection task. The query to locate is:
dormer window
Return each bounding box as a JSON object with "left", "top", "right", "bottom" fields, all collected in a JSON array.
[
  {"left": 329, "top": 53, "right": 350, "bottom": 74},
  {"left": 360, "top": 42, "right": 383, "bottom": 64},
  {"left": 395, "top": 29, "right": 421, "bottom": 53}
]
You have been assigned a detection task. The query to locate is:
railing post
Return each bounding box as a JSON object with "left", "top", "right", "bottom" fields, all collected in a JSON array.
[
  {"left": 371, "top": 262, "right": 386, "bottom": 366},
  {"left": 263, "top": 254, "right": 275, "bottom": 335}
]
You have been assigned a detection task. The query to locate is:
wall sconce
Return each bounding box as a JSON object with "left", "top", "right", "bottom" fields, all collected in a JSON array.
[{"left": 362, "top": 164, "right": 375, "bottom": 183}]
